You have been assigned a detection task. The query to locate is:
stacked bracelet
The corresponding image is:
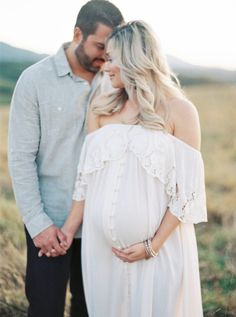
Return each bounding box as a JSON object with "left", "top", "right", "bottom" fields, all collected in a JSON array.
[{"left": 143, "top": 239, "right": 159, "bottom": 258}]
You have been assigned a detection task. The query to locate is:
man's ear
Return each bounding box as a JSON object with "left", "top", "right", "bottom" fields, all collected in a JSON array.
[{"left": 73, "top": 27, "right": 83, "bottom": 43}]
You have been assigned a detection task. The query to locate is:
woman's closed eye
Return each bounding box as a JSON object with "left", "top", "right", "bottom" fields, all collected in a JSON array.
[{"left": 106, "top": 57, "right": 112, "bottom": 63}]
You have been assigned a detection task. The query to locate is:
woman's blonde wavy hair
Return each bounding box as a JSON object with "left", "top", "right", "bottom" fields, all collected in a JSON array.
[{"left": 92, "top": 20, "right": 185, "bottom": 130}]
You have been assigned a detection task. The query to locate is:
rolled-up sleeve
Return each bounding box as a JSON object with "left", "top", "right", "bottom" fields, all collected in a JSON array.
[{"left": 8, "top": 70, "right": 53, "bottom": 238}]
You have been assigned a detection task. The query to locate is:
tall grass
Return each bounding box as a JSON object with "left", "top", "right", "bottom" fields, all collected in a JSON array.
[
  {"left": 0, "top": 84, "right": 236, "bottom": 316},
  {"left": 186, "top": 84, "right": 236, "bottom": 316}
]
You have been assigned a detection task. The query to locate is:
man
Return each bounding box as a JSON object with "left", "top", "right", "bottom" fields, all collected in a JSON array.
[{"left": 8, "top": 1, "right": 124, "bottom": 316}]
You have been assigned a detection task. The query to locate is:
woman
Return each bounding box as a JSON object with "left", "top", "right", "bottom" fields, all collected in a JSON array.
[{"left": 58, "top": 21, "right": 207, "bottom": 316}]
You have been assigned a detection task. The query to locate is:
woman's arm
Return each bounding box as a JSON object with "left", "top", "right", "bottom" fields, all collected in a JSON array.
[
  {"left": 151, "top": 209, "right": 180, "bottom": 253},
  {"left": 61, "top": 200, "right": 85, "bottom": 249},
  {"left": 112, "top": 209, "right": 179, "bottom": 262},
  {"left": 113, "top": 98, "right": 201, "bottom": 263}
]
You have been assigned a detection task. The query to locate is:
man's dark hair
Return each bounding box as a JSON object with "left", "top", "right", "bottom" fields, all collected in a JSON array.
[{"left": 75, "top": 0, "right": 124, "bottom": 39}]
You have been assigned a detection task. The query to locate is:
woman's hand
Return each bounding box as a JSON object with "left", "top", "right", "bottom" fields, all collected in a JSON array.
[
  {"left": 112, "top": 242, "right": 149, "bottom": 263},
  {"left": 60, "top": 226, "right": 74, "bottom": 251}
]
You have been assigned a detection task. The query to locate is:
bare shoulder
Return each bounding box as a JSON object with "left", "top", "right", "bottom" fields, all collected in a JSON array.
[
  {"left": 168, "top": 97, "right": 198, "bottom": 119},
  {"left": 167, "top": 97, "right": 201, "bottom": 150}
]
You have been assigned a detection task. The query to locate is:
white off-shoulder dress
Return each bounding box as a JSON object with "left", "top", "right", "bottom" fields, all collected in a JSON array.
[{"left": 73, "top": 124, "right": 207, "bottom": 317}]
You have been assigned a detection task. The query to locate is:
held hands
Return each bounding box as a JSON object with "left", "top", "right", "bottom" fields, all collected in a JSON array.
[
  {"left": 35, "top": 225, "right": 73, "bottom": 257},
  {"left": 36, "top": 199, "right": 84, "bottom": 257}
]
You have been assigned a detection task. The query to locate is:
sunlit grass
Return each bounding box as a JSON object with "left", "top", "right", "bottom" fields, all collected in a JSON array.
[
  {"left": 0, "top": 84, "right": 236, "bottom": 316},
  {"left": 186, "top": 85, "right": 236, "bottom": 223}
]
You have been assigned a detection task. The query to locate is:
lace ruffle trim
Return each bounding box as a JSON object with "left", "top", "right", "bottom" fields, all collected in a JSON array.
[{"left": 79, "top": 128, "right": 177, "bottom": 195}]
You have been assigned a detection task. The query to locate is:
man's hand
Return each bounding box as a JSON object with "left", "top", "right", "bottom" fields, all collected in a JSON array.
[{"left": 34, "top": 225, "right": 68, "bottom": 257}]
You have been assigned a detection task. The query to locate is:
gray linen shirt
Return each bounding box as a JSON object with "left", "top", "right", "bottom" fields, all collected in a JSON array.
[{"left": 8, "top": 44, "right": 105, "bottom": 238}]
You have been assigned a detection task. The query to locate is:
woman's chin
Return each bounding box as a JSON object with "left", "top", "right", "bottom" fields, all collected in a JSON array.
[
  {"left": 110, "top": 82, "right": 124, "bottom": 89},
  {"left": 110, "top": 83, "right": 117, "bottom": 89}
]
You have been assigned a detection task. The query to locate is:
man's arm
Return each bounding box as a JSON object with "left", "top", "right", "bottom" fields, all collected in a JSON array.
[{"left": 8, "top": 70, "right": 66, "bottom": 255}]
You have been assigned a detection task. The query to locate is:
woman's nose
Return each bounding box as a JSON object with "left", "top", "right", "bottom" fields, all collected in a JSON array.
[{"left": 103, "top": 61, "right": 110, "bottom": 72}]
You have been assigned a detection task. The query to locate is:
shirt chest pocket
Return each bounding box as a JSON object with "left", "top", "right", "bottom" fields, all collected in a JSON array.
[
  {"left": 41, "top": 102, "right": 86, "bottom": 138},
  {"left": 48, "top": 105, "right": 66, "bottom": 135}
]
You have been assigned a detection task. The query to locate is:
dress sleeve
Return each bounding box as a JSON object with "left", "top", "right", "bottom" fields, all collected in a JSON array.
[
  {"left": 72, "top": 141, "right": 88, "bottom": 202},
  {"left": 167, "top": 138, "right": 207, "bottom": 224}
]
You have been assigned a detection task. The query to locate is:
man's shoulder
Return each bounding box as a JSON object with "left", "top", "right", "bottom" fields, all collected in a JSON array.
[{"left": 20, "top": 55, "right": 54, "bottom": 82}]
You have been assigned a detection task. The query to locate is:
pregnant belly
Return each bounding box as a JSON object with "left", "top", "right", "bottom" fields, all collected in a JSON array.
[
  {"left": 86, "top": 186, "right": 162, "bottom": 249},
  {"left": 102, "top": 207, "right": 158, "bottom": 249}
]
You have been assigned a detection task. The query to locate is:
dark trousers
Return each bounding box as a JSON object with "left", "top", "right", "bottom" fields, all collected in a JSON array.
[{"left": 25, "top": 229, "right": 88, "bottom": 317}]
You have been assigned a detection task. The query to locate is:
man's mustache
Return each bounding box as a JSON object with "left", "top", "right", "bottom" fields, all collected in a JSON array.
[{"left": 94, "top": 58, "right": 106, "bottom": 63}]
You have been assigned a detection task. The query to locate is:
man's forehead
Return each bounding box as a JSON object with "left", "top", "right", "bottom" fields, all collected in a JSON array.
[{"left": 91, "top": 23, "right": 112, "bottom": 40}]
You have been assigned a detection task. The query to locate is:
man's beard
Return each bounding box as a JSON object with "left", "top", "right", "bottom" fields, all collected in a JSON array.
[{"left": 75, "top": 42, "right": 105, "bottom": 73}]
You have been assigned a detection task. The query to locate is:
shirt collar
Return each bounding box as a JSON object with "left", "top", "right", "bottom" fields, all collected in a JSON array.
[{"left": 53, "top": 43, "right": 74, "bottom": 78}]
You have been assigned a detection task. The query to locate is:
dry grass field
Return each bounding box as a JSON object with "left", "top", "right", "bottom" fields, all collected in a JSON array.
[{"left": 0, "top": 84, "right": 236, "bottom": 316}]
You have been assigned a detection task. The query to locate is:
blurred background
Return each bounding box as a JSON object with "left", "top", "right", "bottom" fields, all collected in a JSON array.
[{"left": 0, "top": 0, "right": 236, "bottom": 316}]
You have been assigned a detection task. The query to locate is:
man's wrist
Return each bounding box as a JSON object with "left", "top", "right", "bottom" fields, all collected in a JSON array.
[{"left": 26, "top": 214, "right": 54, "bottom": 239}]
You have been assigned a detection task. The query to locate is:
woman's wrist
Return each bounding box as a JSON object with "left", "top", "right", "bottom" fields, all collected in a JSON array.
[
  {"left": 151, "top": 236, "right": 161, "bottom": 254},
  {"left": 62, "top": 223, "right": 76, "bottom": 237},
  {"left": 143, "top": 239, "right": 159, "bottom": 259}
]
